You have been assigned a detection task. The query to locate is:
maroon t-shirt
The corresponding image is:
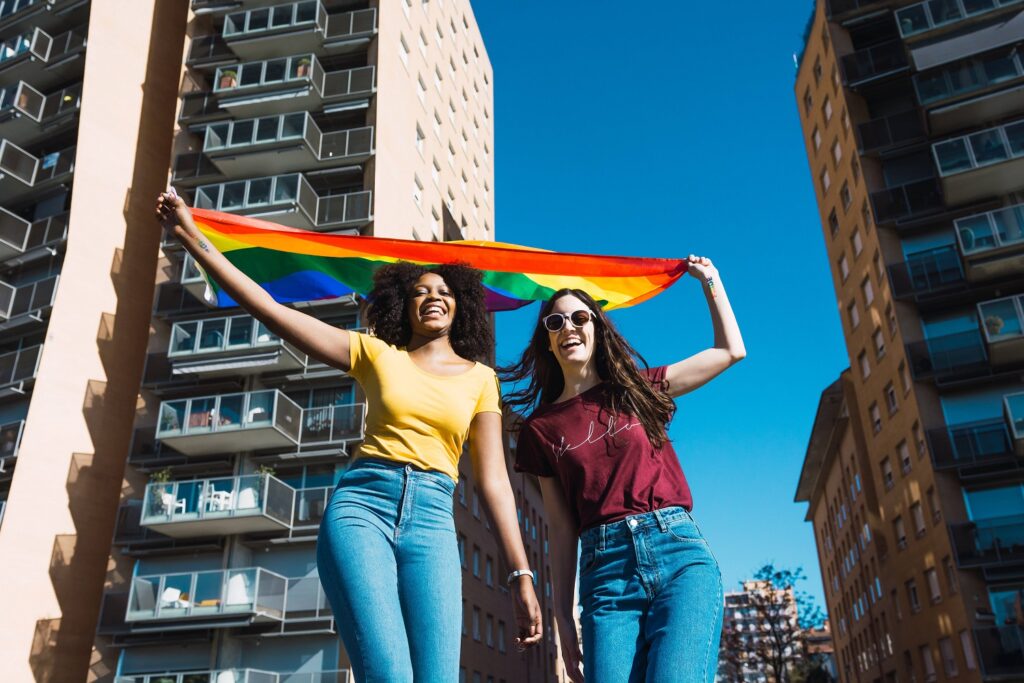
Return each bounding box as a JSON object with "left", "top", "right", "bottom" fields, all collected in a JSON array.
[{"left": 513, "top": 366, "right": 693, "bottom": 532}]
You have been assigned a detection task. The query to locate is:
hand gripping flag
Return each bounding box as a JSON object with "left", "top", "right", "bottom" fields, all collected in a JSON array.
[{"left": 190, "top": 208, "right": 689, "bottom": 312}]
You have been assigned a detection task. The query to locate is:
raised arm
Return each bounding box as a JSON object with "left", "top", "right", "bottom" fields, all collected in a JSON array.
[
  {"left": 156, "top": 192, "right": 351, "bottom": 371},
  {"left": 539, "top": 476, "right": 584, "bottom": 683},
  {"left": 468, "top": 411, "right": 543, "bottom": 651},
  {"left": 663, "top": 255, "right": 745, "bottom": 398}
]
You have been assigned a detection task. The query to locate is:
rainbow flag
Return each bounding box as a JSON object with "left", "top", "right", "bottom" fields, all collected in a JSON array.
[{"left": 191, "top": 208, "right": 689, "bottom": 311}]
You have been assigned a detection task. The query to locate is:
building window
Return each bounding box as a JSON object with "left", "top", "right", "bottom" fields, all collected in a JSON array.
[
  {"left": 458, "top": 534, "right": 466, "bottom": 568},
  {"left": 840, "top": 182, "right": 852, "bottom": 211},
  {"left": 498, "top": 621, "right": 506, "bottom": 653},
  {"left": 858, "top": 349, "right": 870, "bottom": 379},
  {"left": 413, "top": 174, "right": 423, "bottom": 207},
  {"left": 472, "top": 491, "right": 480, "bottom": 518},
  {"left": 472, "top": 546, "right": 480, "bottom": 577},
  {"left": 849, "top": 302, "right": 861, "bottom": 330},
  {"left": 841, "top": 108, "right": 850, "bottom": 132},
  {"left": 813, "top": 127, "right": 822, "bottom": 151},
  {"left": 898, "top": 361, "right": 910, "bottom": 394},
  {"left": 820, "top": 168, "right": 831, "bottom": 193},
  {"left": 912, "top": 502, "right": 926, "bottom": 537},
  {"left": 861, "top": 200, "right": 872, "bottom": 231},
  {"left": 892, "top": 588, "right": 903, "bottom": 621},
  {"left": 881, "top": 457, "right": 894, "bottom": 490},
  {"left": 906, "top": 578, "right": 920, "bottom": 611},
  {"left": 415, "top": 124, "right": 425, "bottom": 154},
  {"left": 823, "top": 97, "right": 833, "bottom": 122},
  {"left": 399, "top": 34, "right": 410, "bottom": 66},
  {"left": 885, "top": 382, "right": 898, "bottom": 415},
  {"left": 928, "top": 488, "right": 941, "bottom": 523},
  {"left": 803, "top": 88, "right": 812, "bottom": 115},
  {"left": 828, "top": 208, "right": 839, "bottom": 236},
  {"left": 832, "top": 139, "right": 842, "bottom": 165},
  {"left": 838, "top": 254, "right": 850, "bottom": 281},
  {"left": 485, "top": 614, "right": 494, "bottom": 647},
  {"left": 960, "top": 630, "right": 977, "bottom": 670},
  {"left": 898, "top": 440, "right": 912, "bottom": 475},
  {"left": 851, "top": 229, "right": 863, "bottom": 257},
  {"left": 913, "top": 421, "right": 927, "bottom": 458},
  {"left": 894, "top": 515, "right": 907, "bottom": 549},
  {"left": 485, "top": 556, "right": 493, "bottom": 587},
  {"left": 419, "top": 29, "right": 429, "bottom": 56},
  {"left": 873, "top": 328, "right": 886, "bottom": 359},
  {"left": 813, "top": 57, "right": 823, "bottom": 84},
  {"left": 870, "top": 403, "right": 882, "bottom": 434},
  {"left": 861, "top": 276, "right": 874, "bottom": 305},
  {"left": 925, "top": 567, "right": 942, "bottom": 604},
  {"left": 851, "top": 156, "right": 860, "bottom": 183},
  {"left": 472, "top": 607, "right": 481, "bottom": 640},
  {"left": 873, "top": 250, "right": 884, "bottom": 283}
]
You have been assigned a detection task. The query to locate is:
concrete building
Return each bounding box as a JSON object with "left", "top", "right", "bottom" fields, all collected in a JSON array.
[
  {"left": 795, "top": 1, "right": 1024, "bottom": 680},
  {"left": 717, "top": 580, "right": 800, "bottom": 683}
]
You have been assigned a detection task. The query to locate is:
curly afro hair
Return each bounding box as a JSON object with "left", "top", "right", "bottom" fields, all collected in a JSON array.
[{"left": 365, "top": 262, "right": 494, "bottom": 362}]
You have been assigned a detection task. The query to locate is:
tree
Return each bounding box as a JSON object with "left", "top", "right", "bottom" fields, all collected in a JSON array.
[{"left": 744, "top": 563, "right": 825, "bottom": 683}]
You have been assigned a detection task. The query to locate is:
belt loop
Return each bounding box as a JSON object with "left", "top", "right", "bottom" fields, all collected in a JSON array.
[
  {"left": 654, "top": 509, "right": 668, "bottom": 532},
  {"left": 599, "top": 524, "right": 606, "bottom": 551}
]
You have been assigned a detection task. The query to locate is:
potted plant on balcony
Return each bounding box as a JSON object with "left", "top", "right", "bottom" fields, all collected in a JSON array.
[
  {"left": 985, "top": 315, "right": 1005, "bottom": 338},
  {"left": 295, "top": 57, "right": 311, "bottom": 78},
  {"left": 218, "top": 69, "right": 237, "bottom": 90},
  {"left": 238, "top": 465, "right": 276, "bottom": 510},
  {"left": 148, "top": 467, "right": 174, "bottom": 516}
]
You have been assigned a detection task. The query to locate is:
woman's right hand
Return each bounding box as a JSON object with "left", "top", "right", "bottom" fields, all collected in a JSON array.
[
  {"left": 155, "top": 191, "right": 198, "bottom": 241},
  {"left": 556, "top": 612, "right": 584, "bottom": 682}
]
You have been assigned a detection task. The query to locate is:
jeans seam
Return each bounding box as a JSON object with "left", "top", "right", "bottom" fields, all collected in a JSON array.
[{"left": 700, "top": 574, "right": 724, "bottom": 681}]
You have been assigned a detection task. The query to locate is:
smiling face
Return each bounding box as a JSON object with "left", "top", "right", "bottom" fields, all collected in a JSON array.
[
  {"left": 408, "top": 271, "right": 457, "bottom": 338},
  {"left": 546, "top": 293, "right": 597, "bottom": 372}
]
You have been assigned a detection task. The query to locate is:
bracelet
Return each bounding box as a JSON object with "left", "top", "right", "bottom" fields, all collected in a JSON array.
[{"left": 506, "top": 569, "right": 535, "bottom": 586}]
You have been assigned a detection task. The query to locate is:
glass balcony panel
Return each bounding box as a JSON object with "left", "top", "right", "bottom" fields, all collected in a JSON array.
[
  {"left": 295, "top": 486, "right": 330, "bottom": 526},
  {"left": 159, "top": 401, "right": 186, "bottom": 436},
  {"left": 992, "top": 205, "right": 1024, "bottom": 247},
  {"left": 183, "top": 675, "right": 211, "bottom": 683},
  {"left": 159, "top": 573, "right": 194, "bottom": 617},
  {"left": 271, "top": 5, "right": 292, "bottom": 27},
  {"left": 238, "top": 62, "right": 263, "bottom": 87},
  {"left": 247, "top": 391, "right": 274, "bottom": 426},
  {"left": 205, "top": 123, "right": 229, "bottom": 150},
  {"left": 255, "top": 116, "right": 278, "bottom": 142},
  {"left": 1007, "top": 122, "right": 1024, "bottom": 155},
  {"left": 983, "top": 52, "right": 1019, "bottom": 83},
  {"left": 957, "top": 214, "right": 998, "bottom": 254},
  {"left": 221, "top": 181, "right": 246, "bottom": 209},
  {"left": 224, "top": 12, "right": 245, "bottom": 35},
  {"left": 964, "top": 0, "right": 998, "bottom": 9},
  {"left": 128, "top": 576, "right": 161, "bottom": 619},
  {"left": 928, "top": 0, "right": 964, "bottom": 25},
  {"left": 198, "top": 319, "right": 226, "bottom": 351},
  {"left": 217, "top": 394, "right": 245, "bottom": 429},
  {"left": 246, "top": 177, "right": 272, "bottom": 207},
  {"left": 192, "top": 572, "right": 224, "bottom": 614},
  {"left": 950, "top": 420, "right": 1012, "bottom": 462},
  {"left": 969, "top": 130, "right": 1009, "bottom": 166},
  {"left": 897, "top": 5, "right": 931, "bottom": 35},
  {"left": 248, "top": 8, "right": 270, "bottom": 31},
  {"left": 1007, "top": 393, "right": 1024, "bottom": 437},
  {"left": 256, "top": 321, "right": 276, "bottom": 343},
  {"left": 0, "top": 141, "right": 37, "bottom": 183},
  {"left": 226, "top": 316, "right": 254, "bottom": 347},
  {"left": 229, "top": 119, "right": 255, "bottom": 147},
  {"left": 265, "top": 58, "right": 288, "bottom": 83},
  {"left": 935, "top": 138, "right": 973, "bottom": 175},
  {"left": 297, "top": 0, "right": 317, "bottom": 22},
  {"left": 274, "top": 174, "right": 298, "bottom": 202},
  {"left": 194, "top": 186, "right": 219, "bottom": 209},
  {"left": 980, "top": 298, "right": 1023, "bottom": 342},
  {"left": 186, "top": 397, "right": 217, "bottom": 433},
  {"left": 281, "top": 112, "right": 305, "bottom": 139}
]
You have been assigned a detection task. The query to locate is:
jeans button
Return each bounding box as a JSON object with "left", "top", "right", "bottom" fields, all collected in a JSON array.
[{"left": 628, "top": 519, "right": 637, "bottom": 528}]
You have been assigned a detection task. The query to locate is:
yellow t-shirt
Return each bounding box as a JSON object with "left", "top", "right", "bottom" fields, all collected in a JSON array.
[{"left": 348, "top": 331, "right": 502, "bottom": 481}]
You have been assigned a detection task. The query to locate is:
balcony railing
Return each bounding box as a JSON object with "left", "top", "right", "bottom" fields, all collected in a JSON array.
[
  {"left": 0, "top": 344, "right": 41, "bottom": 389},
  {"left": 170, "top": 315, "right": 279, "bottom": 358},
  {"left": 1006, "top": 392, "right": 1024, "bottom": 444},
  {"left": 299, "top": 403, "right": 364, "bottom": 447},
  {"left": 979, "top": 294, "right": 1024, "bottom": 347},
  {"left": 869, "top": 177, "right": 945, "bottom": 223},
  {"left": 0, "top": 499, "right": 5, "bottom": 528},
  {"left": 193, "top": 173, "right": 372, "bottom": 230},
  {"left": 915, "top": 46, "right": 1024, "bottom": 107},
  {"left": 928, "top": 418, "right": 1014, "bottom": 469},
  {"left": 887, "top": 245, "right": 965, "bottom": 299},
  {"left": 222, "top": 3, "right": 376, "bottom": 57},
  {"left": 116, "top": 669, "right": 353, "bottom": 683},
  {"left": 202, "top": 111, "right": 373, "bottom": 167},
  {"left": 156, "top": 389, "right": 302, "bottom": 455},
  {"left": 0, "top": 26, "right": 85, "bottom": 75},
  {"left": 126, "top": 567, "right": 287, "bottom": 622},
  {"left": 906, "top": 329, "right": 989, "bottom": 382},
  {"left": 0, "top": 0, "right": 44, "bottom": 23},
  {"left": 934, "top": 119, "right": 1024, "bottom": 177},
  {"left": 857, "top": 110, "right": 925, "bottom": 153},
  {"left": 949, "top": 514, "right": 1024, "bottom": 568},
  {"left": 826, "top": 0, "right": 886, "bottom": 18},
  {"left": 186, "top": 34, "right": 234, "bottom": 65},
  {"left": 975, "top": 626, "right": 1024, "bottom": 679},
  {"left": 0, "top": 141, "right": 75, "bottom": 198},
  {"left": 179, "top": 91, "right": 223, "bottom": 123},
  {"left": 0, "top": 274, "right": 59, "bottom": 321},
  {"left": 292, "top": 485, "right": 330, "bottom": 528},
  {"left": 171, "top": 152, "right": 220, "bottom": 185},
  {"left": 841, "top": 40, "right": 908, "bottom": 87},
  {"left": 0, "top": 209, "right": 67, "bottom": 262},
  {"left": 141, "top": 473, "right": 295, "bottom": 537},
  {"left": 0, "top": 81, "right": 81, "bottom": 124},
  {"left": 897, "top": 0, "right": 1024, "bottom": 38},
  {"left": 224, "top": 1, "right": 318, "bottom": 38},
  {"left": 213, "top": 54, "right": 374, "bottom": 102},
  {"left": 0, "top": 418, "right": 24, "bottom": 463},
  {"left": 956, "top": 203, "right": 1024, "bottom": 256}
]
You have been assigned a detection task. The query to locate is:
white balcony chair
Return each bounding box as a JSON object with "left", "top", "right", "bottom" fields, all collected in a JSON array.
[
  {"left": 161, "top": 492, "right": 186, "bottom": 516},
  {"left": 209, "top": 489, "right": 234, "bottom": 512}
]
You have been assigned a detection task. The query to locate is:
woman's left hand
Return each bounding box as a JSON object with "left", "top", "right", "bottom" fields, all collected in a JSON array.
[
  {"left": 686, "top": 254, "right": 718, "bottom": 280},
  {"left": 512, "top": 577, "right": 543, "bottom": 651}
]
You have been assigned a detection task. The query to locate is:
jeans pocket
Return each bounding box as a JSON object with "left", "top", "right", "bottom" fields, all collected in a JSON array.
[
  {"left": 579, "top": 546, "right": 601, "bottom": 575},
  {"left": 665, "top": 515, "right": 704, "bottom": 542}
]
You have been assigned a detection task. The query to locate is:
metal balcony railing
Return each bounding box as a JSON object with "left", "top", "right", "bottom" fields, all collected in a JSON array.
[
  {"left": 897, "top": 0, "right": 1024, "bottom": 38},
  {"left": 0, "top": 344, "right": 42, "bottom": 388},
  {"left": 841, "top": 40, "right": 908, "bottom": 86},
  {"left": 870, "top": 177, "right": 945, "bottom": 223},
  {"left": 126, "top": 567, "right": 287, "bottom": 622},
  {"left": 141, "top": 473, "right": 295, "bottom": 532},
  {"left": 156, "top": 389, "right": 301, "bottom": 442},
  {"left": 857, "top": 110, "right": 925, "bottom": 153},
  {"left": 974, "top": 626, "right": 1024, "bottom": 679},
  {"left": 169, "top": 315, "right": 281, "bottom": 358},
  {"left": 213, "top": 54, "right": 374, "bottom": 102},
  {"left": 955, "top": 203, "right": 1024, "bottom": 257},
  {"left": 934, "top": 118, "right": 1024, "bottom": 177},
  {"left": 0, "top": 274, "right": 59, "bottom": 320},
  {"left": 928, "top": 418, "right": 1013, "bottom": 469},
  {"left": 949, "top": 514, "right": 1024, "bottom": 568},
  {"left": 887, "top": 245, "right": 965, "bottom": 299},
  {"left": 905, "top": 329, "right": 989, "bottom": 382}
]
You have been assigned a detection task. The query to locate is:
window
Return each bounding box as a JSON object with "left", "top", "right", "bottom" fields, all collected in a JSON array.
[
  {"left": 458, "top": 534, "right": 466, "bottom": 567},
  {"left": 874, "top": 328, "right": 886, "bottom": 359},
  {"left": 417, "top": 75, "right": 427, "bottom": 103},
  {"left": 830, "top": 139, "right": 842, "bottom": 166},
  {"left": 803, "top": 88, "right": 812, "bottom": 115},
  {"left": 820, "top": 168, "right": 831, "bottom": 192},
  {"left": 823, "top": 97, "right": 833, "bottom": 122},
  {"left": 906, "top": 578, "right": 920, "bottom": 611},
  {"left": 851, "top": 229, "right": 863, "bottom": 257},
  {"left": 485, "top": 614, "right": 494, "bottom": 647},
  {"left": 828, "top": 208, "right": 839, "bottom": 236},
  {"left": 882, "top": 457, "right": 894, "bottom": 490},
  {"left": 472, "top": 491, "right": 479, "bottom": 518},
  {"left": 886, "top": 302, "right": 897, "bottom": 336},
  {"left": 925, "top": 567, "right": 941, "bottom": 603},
  {"left": 899, "top": 440, "right": 912, "bottom": 474},
  {"left": 870, "top": 403, "right": 882, "bottom": 434},
  {"left": 498, "top": 621, "right": 506, "bottom": 653},
  {"left": 898, "top": 361, "right": 910, "bottom": 393},
  {"left": 960, "top": 630, "right": 977, "bottom": 670},
  {"left": 813, "top": 127, "right": 822, "bottom": 151},
  {"left": 839, "top": 254, "right": 850, "bottom": 281},
  {"left": 415, "top": 124, "right": 425, "bottom": 154},
  {"left": 431, "top": 157, "right": 441, "bottom": 185},
  {"left": 840, "top": 182, "right": 852, "bottom": 210},
  {"left": 914, "top": 421, "right": 926, "bottom": 458},
  {"left": 419, "top": 30, "right": 428, "bottom": 57},
  {"left": 861, "top": 276, "right": 874, "bottom": 305},
  {"left": 485, "top": 556, "right": 493, "bottom": 586},
  {"left": 472, "top": 607, "right": 481, "bottom": 640},
  {"left": 402, "top": 0, "right": 411, "bottom": 16},
  {"left": 458, "top": 479, "right": 466, "bottom": 506},
  {"left": 892, "top": 588, "right": 903, "bottom": 621},
  {"left": 928, "top": 488, "right": 941, "bottom": 522},
  {"left": 434, "top": 66, "right": 443, "bottom": 92},
  {"left": 912, "top": 502, "right": 926, "bottom": 537},
  {"left": 813, "top": 57, "right": 823, "bottom": 83},
  {"left": 894, "top": 515, "right": 907, "bottom": 549},
  {"left": 849, "top": 302, "right": 861, "bottom": 330},
  {"left": 841, "top": 108, "right": 850, "bottom": 132},
  {"left": 472, "top": 546, "right": 480, "bottom": 577},
  {"left": 861, "top": 200, "right": 872, "bottom": 230},
  {"left": 885, "top": 382, "right": 898, "bottom": 415},
  {"left": 851, "top": 155, "right": 860, "bottom": 182},
  {"left": 858, "top": 349, "right": 870, "bottom": 379},
  {"left": 920, "top": 645, "right": 937, "bottom": 680},
  {"left": 399, "top": 34, "right": 410, "bottom": 66},
  {"left": 873, "top": 250, "right": 884, "bottom": 282},
  {"left": 412, "top": 174, "right": 423, "bottom": 207}
]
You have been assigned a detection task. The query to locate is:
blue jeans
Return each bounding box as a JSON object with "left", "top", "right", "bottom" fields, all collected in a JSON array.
[
  {"left": 579, "top": 507, "right": 723, "bottom": 683},
  {"left": 317, "top": 458, "right": 461, "bottom": 682}
]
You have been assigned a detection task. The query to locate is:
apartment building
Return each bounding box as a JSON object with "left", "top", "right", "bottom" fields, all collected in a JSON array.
[
  {"left": 717, "top": 580, "right": 800, "bottom": 683},
  {"left": 796, "top": 0, "right": 1024, "bottom": 681}
]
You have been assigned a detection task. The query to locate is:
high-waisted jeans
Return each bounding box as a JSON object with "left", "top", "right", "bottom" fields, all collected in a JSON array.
[
  {"left": 317, "top": 458, "right": 461, "bottom": 682},
  {"left": 579, "top": 506, "right": 723, "bottom": 683}
]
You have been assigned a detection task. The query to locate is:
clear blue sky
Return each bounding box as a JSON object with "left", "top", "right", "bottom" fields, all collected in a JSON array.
[{"left": 473, "top": 2, "right": 840, "bottom": 609}]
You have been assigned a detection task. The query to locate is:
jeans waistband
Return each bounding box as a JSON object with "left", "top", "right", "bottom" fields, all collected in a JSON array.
[
  {"left": 347, "top": 456, "right": 456, "bottom": 494},
  {"left": 580, "top": 507, "right": 692, "bottom": 548}
]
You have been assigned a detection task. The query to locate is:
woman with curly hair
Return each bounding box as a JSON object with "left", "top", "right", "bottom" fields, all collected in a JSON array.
[
  {"left": 156, "top": 193, "right": 541, "bottom": 682},
  {"left": 500, "top": 255, "right": 745, "bottom": 683}
]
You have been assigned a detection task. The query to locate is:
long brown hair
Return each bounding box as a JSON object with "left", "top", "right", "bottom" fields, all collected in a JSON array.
[{"left": 498, "top": 289, "right": 675, "bottom": 448}]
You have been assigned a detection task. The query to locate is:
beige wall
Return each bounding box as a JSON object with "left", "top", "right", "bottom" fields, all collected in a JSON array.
[{"left": 0, "top": 1, "right": 186, "bottom": 681}]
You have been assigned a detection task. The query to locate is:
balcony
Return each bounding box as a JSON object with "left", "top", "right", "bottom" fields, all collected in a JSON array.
[
  {"left": 179, "top": 91, "right": 226, "bottom": 124},
  {"left": 898, "top": 0, "right": 1024, "bottom": 38},
  {"left": 0, "top": 418, "right": 24, "bottom": 466},
  {"left": 949, "top": 514, "right": 1024, "bottom": 568},
  {"left": 224, "top": 3, "right": 377, "bottom": 60},
  {"left": 193, "top": 173, "right": 372, "bottom": 231},
  {"left": 201, "top": 113, "right": 373, "bottom": 176},
  {"left": 928, "top": 418, "right": 1015, "bottom": 470},
  {"left": 826, "top": 0, "right": 887, "bottom": 19},
  {"left": 915, "top": 47, "right": 1024, "bottom": 135},
  {"left": 126, "top": 567, "right": 287, "bottom": 624},
  {"left": 955, "top": 204, "right": 1024, "bottom": 281},
  {"left": 0, "top": 0, "right": 88, "bottom": 36},
  {"left": 978, "top": 294, "right": 1024, "bottom": 365},
  {"left": 212, "top": 55, "right": 374, "bottom": 116},
  {"left": 140, "top": 473, "right": 294, "bottom": 537},
  {"left": 840, "top": 40, "right": 908, "bottom": 87},
  {"left": 171, "top": 152, "right": 221, "bottom": 187},
  {"left": 186, "top": 34, "right": 235, "bottom": 67},
  {"left": 0, "top": 27, "right": 86, "bottom": 91},
  {"left": 975, "top": 626, "right": 1024, "bottom": 679},
  {"left": 1007, "top": 391, "right": 1024, "bottom": 454},
  {"left": 0, "top": 208, "right": 67, "bottom": 264},
  {"left": 115, "top": 671, "right": 353, "bottom": 683},
  {"left": 933, "top": 119, "right": 1024, "bottom": 204},
  {"left": 0, "top": 141, "right": 75, "bottom": 202},
  {"left": 156, "top": 390, "right": 302, "bottom": 455},
  {"left": 0, "top": 274, "right": 59, "bottom": 331},
  {"left": 870, "top": 177, "right": 946, "bottom": 224},
  {"left": 0, "top": 344, "right": 41, "bottom": 396},
  {"left": 857, "top": 110, "right": 925, "bottom": 154},
  {"left": 0, "top": 81, "right": 81, "bottom": 145},
  {"left": 165, "top": 314, "right": 305, "bottom": 378},
  {"left": 906, "top": 329, "right": 989, "bottom": 383},
  {"left": 887, "top": 245, "right": 966, "bottom": 300}
]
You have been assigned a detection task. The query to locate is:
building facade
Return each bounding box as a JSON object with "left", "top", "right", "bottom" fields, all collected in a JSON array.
[
  {"left": 717, "top": 580, "right": 800, "bottom": 683},
  {"left": 796, "top": 1, "right": 1024, "bottom": 681}
]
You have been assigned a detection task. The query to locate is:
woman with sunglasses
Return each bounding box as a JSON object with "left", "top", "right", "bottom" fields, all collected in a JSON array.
[
  {"left": 501, "top": 255, "right": 745, "bottom": 683},
  {"left": 155, "top": 193, "right": 542, "bottom": 681}
]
